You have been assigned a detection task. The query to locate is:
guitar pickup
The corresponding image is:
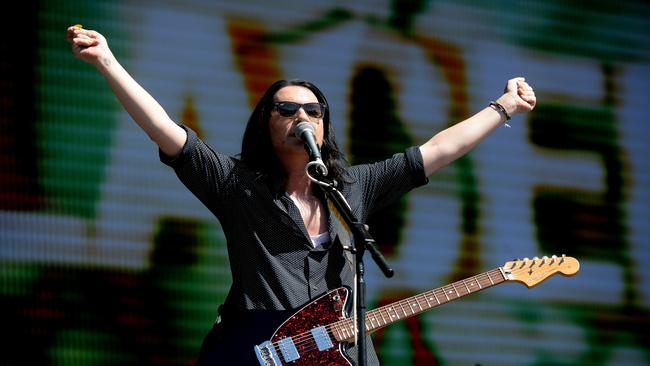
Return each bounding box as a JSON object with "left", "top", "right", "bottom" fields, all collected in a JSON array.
[
  {"left": 278, "top": 337, "right": 300, "bottom": 362},
  {"left": 311, "top": 326, "right": 334, "bottom": 351}
]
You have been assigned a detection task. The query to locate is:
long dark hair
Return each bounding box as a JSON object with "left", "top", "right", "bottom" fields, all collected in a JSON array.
[{"left": 240, "top": 79, "right": 349, "bottom": 185}]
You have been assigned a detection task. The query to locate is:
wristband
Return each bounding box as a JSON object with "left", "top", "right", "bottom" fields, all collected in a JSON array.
[{"left": 489, "top": 101, "right": 511, "bottom": 127}]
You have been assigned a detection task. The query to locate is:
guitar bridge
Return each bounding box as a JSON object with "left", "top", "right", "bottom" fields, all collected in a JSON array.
[{"left": 254, "top": 341, "right": 281, "bottom": 366}]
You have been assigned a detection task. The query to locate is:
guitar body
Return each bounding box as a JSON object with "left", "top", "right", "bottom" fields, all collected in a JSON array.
[{"left": 255, "top": 287, "right": 352, "bottom": 366}]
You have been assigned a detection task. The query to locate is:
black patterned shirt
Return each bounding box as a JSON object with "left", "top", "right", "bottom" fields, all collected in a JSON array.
[{"left": 161, "top": 125, "right": 427, "bottom": 363}]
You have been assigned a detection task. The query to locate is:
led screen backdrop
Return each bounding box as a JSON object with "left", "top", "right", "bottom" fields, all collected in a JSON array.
[{"left": 1, "top": 1, "right": 649, "bottom": 365}]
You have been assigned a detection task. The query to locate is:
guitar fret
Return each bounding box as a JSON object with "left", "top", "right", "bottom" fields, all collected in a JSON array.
[
  {"left": 332, "top": 323, "right": 340, "bottom": 340},
  {"left": 377, "top": 309, "right": 385, "bottom": 326},
  {"left": 477, "top": 274, "right": 486, "bottom": 288},
  {"left": 400, "top": 302, "right": 408, "bottom": 317},
  {"left": 424, "top": 292, "right": 432, "bottom": 307},
  {"left": 433, "top": 289, "right": 445, "bottom": 305},
  {"left": 416, "top": 296, "right": 424, "bottom": 311},
  {"left": 368, "top": 313, "right": 377, "bottom": 329},
  {"left": 463, "top": 279, "right": 470, "bottom": 293},
  {"left": 432, "top": 290, "right": 440, "bottom": 304},
  {"left": 496, "top": 268, "right": 506, "bottom": 282},
  {"left": 487, "top": 271, "right": 495, "bottom": 285},
  {"left": 411, "top": 299, "right": 422, "bottom": 314},
  {"left": 452, "top": 283, "right": 460, "bottom": 297},
  {"left": 389, "top": 306, "right": 398, "bottom": 320},
  {"left": 337, "top": 322, "right": 345, "bottom": 339},
  {"left": 399, "top": 301, "right": 408, "bottom": 316},
  {"left": 410, "top": 299, "right": 418, "bottom": 313},
  {"left": 467, "top": 278, "right": 478, "bottom": 291}
]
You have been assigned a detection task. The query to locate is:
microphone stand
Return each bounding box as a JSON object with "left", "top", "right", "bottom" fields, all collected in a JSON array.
[{"left": 307, "top": 168, "right": 394, "bottom": 366}]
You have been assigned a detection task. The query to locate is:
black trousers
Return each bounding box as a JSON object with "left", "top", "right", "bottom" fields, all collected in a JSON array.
[{"left": 195, "top": 308, "right": 294, "bottom": 366}]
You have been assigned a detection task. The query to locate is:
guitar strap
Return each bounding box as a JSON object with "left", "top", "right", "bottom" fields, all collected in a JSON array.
[
  {"left": 326, "top": 198, "right": 355, "bottom": 274},
  {"left": 326, "top": 197, "right": 359, "bottom": 345}
]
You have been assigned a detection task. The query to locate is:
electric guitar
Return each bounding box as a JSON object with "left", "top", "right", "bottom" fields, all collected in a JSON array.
[{"left": 255, "top": 255, "right": 580, "bottom": 366}]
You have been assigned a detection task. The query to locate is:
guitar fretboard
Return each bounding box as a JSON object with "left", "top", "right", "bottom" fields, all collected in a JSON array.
[{"left": 331, "top": 267, "right": 506, "bottom": 342}]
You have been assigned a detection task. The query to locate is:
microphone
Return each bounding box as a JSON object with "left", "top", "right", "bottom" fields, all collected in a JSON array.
[{"left": 294, "top": 121, "right": 328, "bottom": 176}]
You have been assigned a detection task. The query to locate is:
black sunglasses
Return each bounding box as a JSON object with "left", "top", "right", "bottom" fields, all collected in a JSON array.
[{"left": 273, "top": 101, "right": 326, "bottom": 118}]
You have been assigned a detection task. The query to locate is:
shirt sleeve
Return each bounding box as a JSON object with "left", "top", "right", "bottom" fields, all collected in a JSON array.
[
  {"left": 159, "top": 125, "right": 238, "bottom": 212},
  {"left": 347, "top": 146, "right": 428, "bottom": 217}
]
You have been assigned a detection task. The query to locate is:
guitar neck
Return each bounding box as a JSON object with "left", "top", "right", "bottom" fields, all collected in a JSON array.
[{"left": 331, "top": 267, "right": 506, "bottom": 342}]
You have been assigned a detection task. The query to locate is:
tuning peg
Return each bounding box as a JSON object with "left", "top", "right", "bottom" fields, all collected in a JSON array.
[
  {"left": 560, "top": 254, "right": 566, "bottom": 264},
  {"left": 551, "top": 255, "right": 557, "bottom": 264},
  {"left": 542, "top": 256, "right": 548, "bottom": 265}
]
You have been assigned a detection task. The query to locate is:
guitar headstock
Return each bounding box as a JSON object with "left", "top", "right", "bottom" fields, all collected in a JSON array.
[{"left": 502, "top": 255, "right": 579, "bottom": 288}]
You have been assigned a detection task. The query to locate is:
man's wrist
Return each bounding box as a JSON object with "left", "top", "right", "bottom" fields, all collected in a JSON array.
[
  {"left": 495, "top": 94, "right": 517, "bottom": 117},
  {"left": 489, "top": 101, "right": 511, "bottom": 121}
]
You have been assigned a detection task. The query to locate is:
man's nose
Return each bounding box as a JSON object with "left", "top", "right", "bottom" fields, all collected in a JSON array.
[{"left": 295, "top": 107, "right": 311, "bottom": 120}]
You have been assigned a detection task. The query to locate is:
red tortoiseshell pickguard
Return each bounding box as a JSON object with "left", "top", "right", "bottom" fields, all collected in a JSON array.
[{"left": 270, "top": 287, "right": 351, "bottom": 365}]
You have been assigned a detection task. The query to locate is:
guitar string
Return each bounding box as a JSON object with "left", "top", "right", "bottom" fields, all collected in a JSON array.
[{"left": 265, "top": 270, "right": 502, "bottom": 357}]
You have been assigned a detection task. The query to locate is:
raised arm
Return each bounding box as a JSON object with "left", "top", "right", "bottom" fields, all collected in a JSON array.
[
  {"left": 419, "top": 77, "right": 536, "bottom": 176},
  {"left": 65, "top": 25, "right": 186, "bottom": 157}
]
